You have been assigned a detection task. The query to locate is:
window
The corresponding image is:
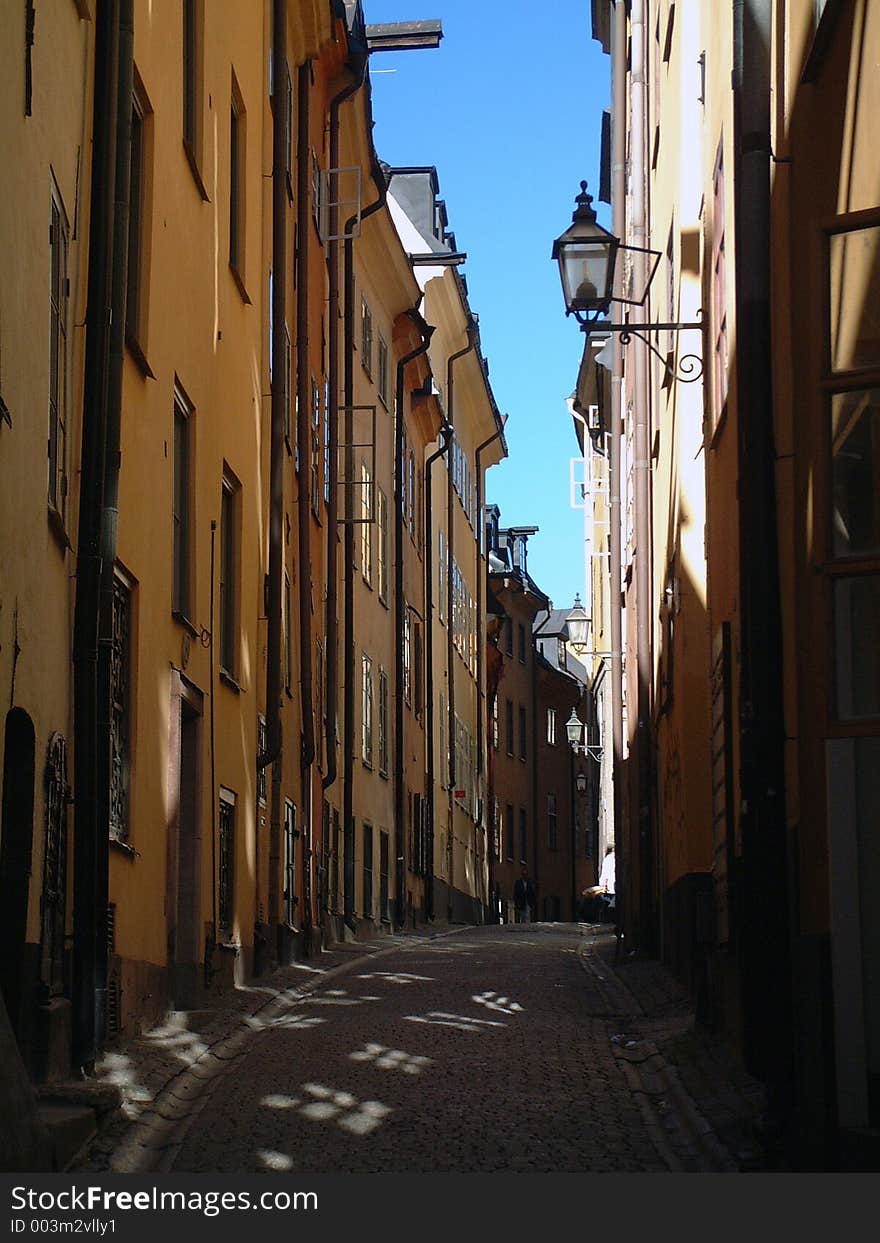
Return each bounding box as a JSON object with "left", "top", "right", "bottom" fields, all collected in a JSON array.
[
  {"left": 361, "top": 297, "right": 373, "bottom": 376},
  {"left": 377, "top": 336, "right": 389, "bottom": 406},
  {"left": 311, "top": 378, "right": 321, "bottom": 515},
  {"left": 711, "top": 140, "right": 728, "bottom": 429},
  {"left": 183, "top": 0, "right": 201, "bottom": 163},
  {"left": 126, "top": 82, "right": 149, "bottom": 347},
  {"left": 229, "top": 83, "right": 246, "bottom": 281},
  {"left": 282, "top": 320, "right": 292, "bottom": 449},
  {"left": 219, "top": 469, "right": 239, "bottom": 677},
  {"left": 548, "top": 793, "right": 558, "bottom": 850},
  {"left": 378, "top": 669, "right": 389, "bottom": 776},
  {"left": 316, "top": 640, "right": 324, "bottom": 771},
  {"left": 109, "top": 572, "right": 132, "bottom": 842},
  {"left": 505, "top": 699, "right": 514, "bottom": 755},
  {"left": 826, "top": 221, "right": 880, "bottom": 726},
  {"left": 519, "top": 807, "right": 527, "bottom": 864},
  {"left": 361, "top": 652, "right": 373, "bottom": 767},
  {"left": 311, "top": 150, "right": 322, "bottom": 236},
  {"left": 492, "top": 696, "right": 499, "bottom": 750},
  {"left": 504, "top": 617, "right": 513, "bottom": 656},
  {"left": 408, "top": 449, "right": 416, "bottom": 536},
  {"left": 403, "top": 610, "right": 412, "bottom": 705},
  {"left": 505, "top": 803, "right": 514, "bottom": 861},
  {"left": 518, "top": 704, "right": 527, "bottom": 760},
  {"left": 547, "top": 708, "right": 557, "bottom": 745},
  {"left": 172, "top": 385, "right": 193, "bottom": 617},
  {"left": 48, "top": 182, "right": 69, "bottom": 520},
  {"left": 324, "top": 391, "right": 331, "bottom": 504},
  {"left": 362, "top": 824, "right": 373, "bottom": 918},
  {"left": 218, "top": 789, "right": 236, "bottom": 936},
  {"left": 361, "top": 461, "right": 373, "bottom": 584},
  {"left": 284, "top": 572, "right": 292, "bottom": 694},
  {"left": 258, "top": 717, "right": 267, "bottom": 804},
  {"left": 284, "top": 800, "right": 297, "bottom": 926},
  {"left": 518, "top": 624, "right": 526, "bottom": 663},
  {"left": 377, "top": 488, "right": 389, "bottom": 604}
]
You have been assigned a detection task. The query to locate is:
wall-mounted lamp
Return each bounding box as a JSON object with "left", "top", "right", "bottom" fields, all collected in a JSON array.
[{"left": 552, "top": 182, "right": 703, "bottom": 384}]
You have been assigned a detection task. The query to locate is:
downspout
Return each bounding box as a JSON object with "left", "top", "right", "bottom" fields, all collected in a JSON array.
[
  {"left": 630, "top": 0, "right": 655, "bottom": 953},
  {"left": 72, "top": 0, "right": 119, "bottom": 1072},
  {"left": 95, "top": 0, "right": 134, "bottom": 1046},
  {"left": 474, "top": 418, "right": 505, "bottom": 921},
  {"left": 395, "top": 315, "right": 434, "bottom": 928},
  {"left": 732, "top": 0, "right": 793, "bottom": 1118},
  {"left": 609, "top": 0, "right": 626, "bottom": 933},
  {"left": 323, "top": 60, "right": 366, "bottom": 811},
  {"left": 424, "top": 420, "right": 453, "bottom": 921},
  {"left": 342, "top": 156, "right": 388, "bottom": 930},
  {"left": 261, "top": 0, "right": 287, "bottom": 952},
  {"left": 444, "top": 323, "right": 477, "bottom": 922},
  {"left": 295, "top": 61, "right": 315, "bottom": 951}
]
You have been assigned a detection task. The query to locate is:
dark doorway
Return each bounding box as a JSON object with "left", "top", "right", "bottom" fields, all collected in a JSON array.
[
  {"left": 0, "top": 709, "right": 36, "bottom": 1044},
  {"left": 167, "top": 676, "right": 202, "bottom": 1008}
]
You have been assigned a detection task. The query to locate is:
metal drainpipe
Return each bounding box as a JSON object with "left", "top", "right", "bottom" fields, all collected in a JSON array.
[
  {"left": 94, "top": 0, "right": 134, "bottom": 1046},
  {"left": 474, "top": 420, "right": 505, "bottom": 921},
  {"left": 72, "top": 0, "right": 119, "bottom": 1072},
  {"left": 342, "top": 161, "right": 388, "bottom": 931},
  {"left": 295, "top": 61, "right": 315, "bottom": 953},
  {"left": 261, "top": 1, "right": 287, "bottom": 957},
  {"left": 732, "top": 0, "right": 793, "bottom": 1114},
  {"left": 444, "top": 325, "right": 477, "bottom": 923},
  {"left": 323, "top": 62, "right": 365, "bottom": 812},
  {"left": 630, "top": 0, "right": 655, "bottom": 954},
  {"left": 609, "top": 0, "right": 626, "bottom": 937},
  {"left": 424, "top": 421, "right": 453, "bottom": 922},
  {"left": 395, "top": 317, "right": 434, "bottom": 928}
]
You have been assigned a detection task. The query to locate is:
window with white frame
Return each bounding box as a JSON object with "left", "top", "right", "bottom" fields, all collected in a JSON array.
[{"left": 361, "top": 652, "right": 373, "bottom": 767}]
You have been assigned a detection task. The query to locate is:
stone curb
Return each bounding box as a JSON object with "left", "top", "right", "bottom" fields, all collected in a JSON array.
[
  {"left": 85, "top": 927, "right": 466, "bottom": 1174},
  {"left": 576, "top": 931, "right": 740, "bottom": 1173}
]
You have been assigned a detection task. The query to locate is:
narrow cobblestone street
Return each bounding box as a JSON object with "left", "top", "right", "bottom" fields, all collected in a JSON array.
[{"left": 76, "top": 925, "right": 773, "bottom": 1176}]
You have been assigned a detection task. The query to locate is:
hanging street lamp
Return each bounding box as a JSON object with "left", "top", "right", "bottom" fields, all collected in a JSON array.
[{"left": 552, "top": 181, "right": 704, "bottom": 383}]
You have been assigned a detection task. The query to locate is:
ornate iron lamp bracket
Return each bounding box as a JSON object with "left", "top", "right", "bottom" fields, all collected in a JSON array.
[{"left": 575, "top": 310, "right": 705, "bottom": 385}]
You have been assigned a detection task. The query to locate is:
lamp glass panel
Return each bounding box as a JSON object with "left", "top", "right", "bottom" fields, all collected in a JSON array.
[{"left": 560, "top": 241, "right": 614, "bottom": 310}]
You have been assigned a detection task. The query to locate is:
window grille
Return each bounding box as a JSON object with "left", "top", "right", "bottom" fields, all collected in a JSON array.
[
  {"left": 218, "top": 792, "right": 235, "bottom": 936},
  {"left": 109, "top": 575, "right": 131, "bottom": 841},
  {"left": 40, "top": 733, "right": 68, "bottom": 996}
]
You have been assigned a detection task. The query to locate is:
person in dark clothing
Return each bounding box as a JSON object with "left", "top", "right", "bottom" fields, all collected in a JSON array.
[{"left": 513, "top": 863, "right": 535, "bottom": 924}]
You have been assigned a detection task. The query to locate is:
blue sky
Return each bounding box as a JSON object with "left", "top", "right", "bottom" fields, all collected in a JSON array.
[{"left": 365, "top": 0, "right": 611, "bottom": 612}]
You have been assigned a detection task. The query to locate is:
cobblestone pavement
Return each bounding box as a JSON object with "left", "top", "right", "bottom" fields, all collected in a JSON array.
[{"left": 75, "top": 923, "right": 776, "bottom": 1175}]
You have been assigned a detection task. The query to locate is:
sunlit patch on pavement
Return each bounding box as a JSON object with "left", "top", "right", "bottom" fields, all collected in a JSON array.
[
  {"left": 403, "top": 1010, "right": 507, "bottom": 1031},
  {"left": 260, "top": 1093, "right": 302, "bottom": 1109},
  {"left": 471, "top": 991, "right": 524, "bottom": 1015},
  {"left": 354, "top": 972, "right": 434, "bottom": 984},
  {"left": 257, "top": 1149, "right": 294, "bottom": 1171},
  {"left": 289, "top": 1083, "right": 392, "bottom": 1135},
  {"left": 348, "top": 1042, "right": 433, "bottom": 1074},
  {"left": 299, "top": 988, "right": 380, "bottom": 1007}
]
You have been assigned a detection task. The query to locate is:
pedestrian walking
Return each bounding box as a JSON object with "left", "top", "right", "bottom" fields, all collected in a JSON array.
[{"left": 513, "top": 863, "right": 535, "bottom": 924}]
